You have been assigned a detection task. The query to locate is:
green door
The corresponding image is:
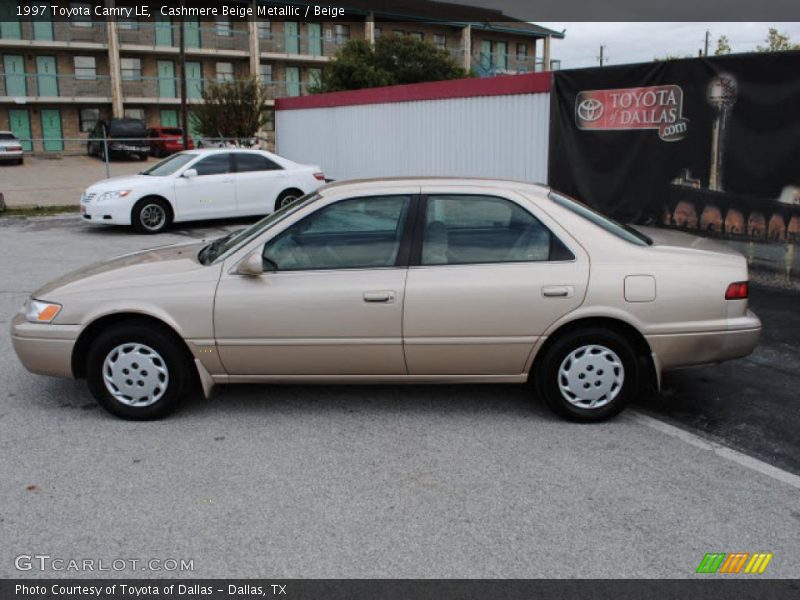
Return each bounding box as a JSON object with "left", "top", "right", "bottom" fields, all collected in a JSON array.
[
  {"left": 40, "top": 109, "right": 63, "bottom": 152},
  {"left": 36, "top": 56, "right": 58, "bottom": 96},
  {"left": 496, "top": 41, "right": 508, "bottom": 70},
  {"left": 157, "top": 60, "right": 176, "bottom": 98},
  {"left": 185, "top": 61, "right": 202, "bottom": 99},
  {"left": 33, "top": 21, "right": 54, "bottom": 41},
  {"left": 184, "top": 18, "right": 200, "bottom": 48},
  {"left": 284, "top": 22, "right": 299, "bottom": 54},
  {"left": 160, "top": 110, "right": 178, "bottom": 127},
  {"left": 3, "top": 54, "right": 26, "bottom": 96},
  {"left": 285, "top": 66, "right": 300, "bottom": 97},
  {"left": 8, "top": 109, "right": 32, "bottom": 151},
  {"left": 308, "top": 23, "right": 322, "bottom": 56},
  {"left": 155, "top": 15, "right": 173, "bottom": 46},
  {"left": 480, "top": 40, "right": 492, "bottom": 71}
]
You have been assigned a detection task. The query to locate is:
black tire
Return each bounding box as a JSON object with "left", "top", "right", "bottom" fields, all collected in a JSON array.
[
  {"left": 275, "top": 188, "right": 303, "bottom": 211},
  {"left": 131, "top": 197, "right": 171, "bottom": 234},
  {"left": 17, "top": 157, "right": 23, "bottom": 165},
  {"left": 534, "top": 327, "right": 639, "bottom": 422},
  {"left": 138, "top": 152, "right": 148, "bottom": 161},
  {"left": 86, "top": 321, "right": 194, "bottom": 420}
]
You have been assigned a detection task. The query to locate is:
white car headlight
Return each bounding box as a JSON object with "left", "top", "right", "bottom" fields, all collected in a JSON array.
[
  {"left": 25, "top": 299, "right": 63, "bottom": 323},
  {"left": 97, "top": 190, "right": 131, "bottom": 202}
]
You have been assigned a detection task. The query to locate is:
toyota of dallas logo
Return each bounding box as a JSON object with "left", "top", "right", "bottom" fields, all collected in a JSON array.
[{"left": 575, "top": 85, "right": 689, "bottom": 141}]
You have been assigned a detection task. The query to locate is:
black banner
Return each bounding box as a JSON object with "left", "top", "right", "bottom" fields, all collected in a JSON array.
[
  {"left": 3, "top": 580, "right": 800, "bottom": 600},
  {"left": 549, "top": 51, "right": 800, "bottom": 274}
]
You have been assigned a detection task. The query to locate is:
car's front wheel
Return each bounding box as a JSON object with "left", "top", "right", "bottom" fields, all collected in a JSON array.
[
  {"left": 534, "top": 327, "right": 639, "bottom": 422},
  {"left": 86, "top": 321, "right": 194, "bottom": 420},
  {"left": 132, "top": 197, "right": 171, "bottom": 234}
]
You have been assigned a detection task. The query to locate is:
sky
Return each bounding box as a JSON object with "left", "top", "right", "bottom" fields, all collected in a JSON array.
[{"left": 536, "top": 22, "right": 800, "bottom": 69}]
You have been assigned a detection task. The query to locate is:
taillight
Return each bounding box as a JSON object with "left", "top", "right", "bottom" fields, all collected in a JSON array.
[
  {"left": 313, "top": 172, "right": 325, "bottom": 181},
  {"left": 725, "top": 281, "right": 749, "bottom": 300}
]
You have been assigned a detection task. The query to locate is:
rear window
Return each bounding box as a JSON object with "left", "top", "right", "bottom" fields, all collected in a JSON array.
[
  {"left": 548, "top": 191, "right": 652, "bottom": 246},
  {"left": 160, "top": 128, "right": 183, "bottom": 136},
  {"left": 108, "top": 119, "right": 146, "bottom": 137},
  {"left": 0, "top": 132, "right": 16, "bottom": 140}
]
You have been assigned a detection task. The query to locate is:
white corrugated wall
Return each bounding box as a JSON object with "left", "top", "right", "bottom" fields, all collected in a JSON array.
[{"left": 276, "top": 92, "right": 550, "bottom": 182}]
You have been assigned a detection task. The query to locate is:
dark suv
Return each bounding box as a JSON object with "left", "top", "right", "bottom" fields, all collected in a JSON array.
[{"left": 87, "top": 118, "right": 149, "bottom": 161}]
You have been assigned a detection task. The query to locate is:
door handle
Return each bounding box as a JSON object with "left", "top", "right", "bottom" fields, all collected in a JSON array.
[
  {"left": 222, "top": 178, "right": 235, "bottom": 183},
  {"left": 542, "top": 285, "right": 574, "bottom": 298},
  {"left": 363, "top": 291, "right": 396, "bottom": 303}
]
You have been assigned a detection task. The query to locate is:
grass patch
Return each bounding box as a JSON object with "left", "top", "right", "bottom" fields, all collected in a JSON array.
[{"left": 0, "top": 205, "right": 80, "bottom": 218}]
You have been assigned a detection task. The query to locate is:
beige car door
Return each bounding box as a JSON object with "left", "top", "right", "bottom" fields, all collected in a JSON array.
[
  {"left": 214, "top": 193, "right": 414, "bottom": 376},
  {"left": 403, "top": 187, "right": 589, "bottom": 375}
]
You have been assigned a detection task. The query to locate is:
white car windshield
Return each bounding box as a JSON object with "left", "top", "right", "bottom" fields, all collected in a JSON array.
[{"left": 140, "top": 153, "right": 197, "bottom": 176}]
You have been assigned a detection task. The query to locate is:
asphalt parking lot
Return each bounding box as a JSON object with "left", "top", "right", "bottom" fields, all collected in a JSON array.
[{"left": 1, "top": 214, "right": 799, "bottom": 579}]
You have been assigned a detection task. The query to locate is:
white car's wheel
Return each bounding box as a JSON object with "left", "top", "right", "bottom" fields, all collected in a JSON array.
[
  {"left": 132, "top": 197, "right": 171, "bottom": 234},
  {"left": 276, "top": 189, "right": 303, "bottom": 210}
]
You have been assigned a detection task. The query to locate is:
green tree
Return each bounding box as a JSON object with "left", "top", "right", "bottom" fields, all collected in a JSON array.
[
  {"left": 191, "top": 76, "right": 271, "bottom": 141},
  {"left": 714, "top": 35, "right": 731, "bottom": 55},
  {"left": 757, "top": 28, "right": 800, "bottom": 52},
  {"left": 313, "top": 35, "right": 469, "bottom": 93}
]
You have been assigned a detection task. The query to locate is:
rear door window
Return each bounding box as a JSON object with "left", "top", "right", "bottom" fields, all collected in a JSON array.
[{"left": 234, "top": 153, "right": 283, "bottom": 172}]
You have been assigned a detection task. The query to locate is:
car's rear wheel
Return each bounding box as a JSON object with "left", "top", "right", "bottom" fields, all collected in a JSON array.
[
  {"left": 132, "top": 197, "right": 171, "bottom": 234},
  {"left": 534, "top": 327, "right": 639, "bottom": 422},
  {"left": 86, "top": 322, "right": 193, "bottom": 420},
  {"left": 276, "top": 188, "right": 303, "bottom": 210}
]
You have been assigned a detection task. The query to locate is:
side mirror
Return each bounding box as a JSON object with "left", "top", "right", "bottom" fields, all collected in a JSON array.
[
  {"left": 234, "top": 251, "right": 264, "bottom": 277},
  {"left": 183, "top": 168, "right": 198, "bottom": 179}
]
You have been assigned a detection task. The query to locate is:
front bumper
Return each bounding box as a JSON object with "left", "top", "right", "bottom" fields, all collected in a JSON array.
[
  {"left": 81, "top": 197, "right": 133, "bottom": 226},
  {"left": 11, "top": 313, "right": 80, "bottom": 379},
  {"left": 646, "top": 310, "right": 762, "bottom": 372}
]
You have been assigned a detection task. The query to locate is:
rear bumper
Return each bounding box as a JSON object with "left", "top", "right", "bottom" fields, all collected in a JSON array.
[
  {"left": 11, "top": 313, "right": 79, "bottom": 379},
  {"left": 646, "top": 310, "right": 762, "bottom": 371},
  {"left": 0, "top": 150, "right": 23, "bottom": 161}
]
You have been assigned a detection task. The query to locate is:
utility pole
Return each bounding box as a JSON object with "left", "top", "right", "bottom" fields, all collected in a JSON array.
[
  {"left": 704, "top": 30, "right": 710, "bottom": 56},
  {"left": 598, "top": 45, "right": 606, "bottom": 66},
  {"left": 179, "top": 0, "right": 188, "bottom": 150}
]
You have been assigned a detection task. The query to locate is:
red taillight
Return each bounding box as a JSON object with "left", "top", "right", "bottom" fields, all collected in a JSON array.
[
  {"left": 313, "top": 172, "right": 325, "bottom": 181},
  {"left": 725, "top": 281, "right": 749, "bottom": 300},
  {"left": 8, "top": 145, "right": 22, "bottom": 151}
]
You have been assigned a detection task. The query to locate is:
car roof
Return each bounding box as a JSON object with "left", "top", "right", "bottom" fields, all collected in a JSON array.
[
  {"left": 320, "top": 176, "right": 550, "bottom": 194},
  {"left": 0, "top": 130, "right": 16, "bottom": 135}
]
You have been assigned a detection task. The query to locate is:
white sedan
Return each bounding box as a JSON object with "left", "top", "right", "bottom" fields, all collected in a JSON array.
[{"left": 80, "top": 149, "right": 325, "bottom": 233}]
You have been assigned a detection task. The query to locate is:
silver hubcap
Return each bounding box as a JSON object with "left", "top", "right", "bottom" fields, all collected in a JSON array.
[
  {"left": 558, "top": 344, "right": 624, "bottom": 409},
  {"left": 279, "top": 194, "right": 298, "bottom": 209},
  {"left": 102, "top": 343, "right": 169, "bottom": 407},
  {"left": 140, "top": 204, "right": 166, "bottom": 231}
]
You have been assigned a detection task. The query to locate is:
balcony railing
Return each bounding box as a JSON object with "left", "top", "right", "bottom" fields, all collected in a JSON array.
[
  {"left": 118, "top": 22, "right": 249, "bottom": 53},
  {"left": 0, "top": 21, "right": 108, "bottom": 45},
  {"left": 472, "top": 52, "right": 546, "bottom": 75},
  {"left": 0, "top": 72, "right": 111, "bottom": 98},
  {"left": 118, "top": 76, "right": 316, "bottom": 100},
  {"left": 258, "top": 33, "right": 346, "bottom": 57}
]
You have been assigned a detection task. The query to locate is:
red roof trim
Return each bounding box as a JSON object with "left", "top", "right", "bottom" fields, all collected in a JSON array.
[{"left": 275, "top": 72, "right": 552, "bottom": 111}]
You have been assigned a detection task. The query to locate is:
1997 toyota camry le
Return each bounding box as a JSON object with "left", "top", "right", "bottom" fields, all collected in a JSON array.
[{"left": 12, "top": 178, "right": 761, "bottom": 421}]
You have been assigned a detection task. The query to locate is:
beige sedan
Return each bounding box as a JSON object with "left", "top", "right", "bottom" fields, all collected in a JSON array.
[{"left": 12, "top": 178, "right": 761, "bottom": 421}]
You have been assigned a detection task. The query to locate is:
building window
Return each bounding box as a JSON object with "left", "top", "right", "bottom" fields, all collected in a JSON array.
[
  {"left": 374, "top": 27, "right": 382, "bottom": 39},
  {"left": 73, "top": 56, "right": 96, "bottom": 80},
  {"left": 258, "top": 20, "right": 272, "bottom": 39},
  {"left": 79, "top": 108, "right": 99, "bottom": 133},
  {"left": 215, "top": 16, "right": 232, "bottom": 37},
  {"left": 118, "top": 18, "right": 138, "bottom": 31},
  {"left": 392, "top": 29, "right": 404, "bottom": 37},
  {"left": 516, "top": 43, "right": 528, "bottom": 59},
  {"left": 433, "top": 34, "right": 446, "bottom": 49},
  {"left": 120, "top": 58, "right": 141, "bottom": 80},
  {"left": 409, "top": 32, "right": 423, "bottom": 41},
  {"left": 124, "top": 108, "right": 145, "bottom": 121},
  {"left": 70, "top": 3, "right": 92, "bottom": 27},
  {"left": 259, "top": 64, "right": 273, "bottom": 84},
  {"left": 216, "top": 62, "right": 234, "bottom": 82},
  {"left": 263, "top": 109, "right": 274, "bottom": 132},
  {"left": 334, "top": 24, "right": 350, "bottom": 44}
]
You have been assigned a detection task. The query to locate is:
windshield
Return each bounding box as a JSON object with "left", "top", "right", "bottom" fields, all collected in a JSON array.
[
  {"left": 198, "top": 193, "right": 320, "bottom": 265},
  {"left": 108, "top": 120, "right": 146, "bottom": 137},
  {"left": 548, "top": 190, "right": 652, "bottom": 246},
  {"left": 140, "top": 153, "right": 197, "bottom": 176}
]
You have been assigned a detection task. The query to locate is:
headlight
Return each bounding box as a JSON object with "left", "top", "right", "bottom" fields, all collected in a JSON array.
[
  {"left": 97, "top": 190, "right": 131, "bottom": 202},
  {"left": 25, "top": 299, "right": 62, "bottom": 323}
]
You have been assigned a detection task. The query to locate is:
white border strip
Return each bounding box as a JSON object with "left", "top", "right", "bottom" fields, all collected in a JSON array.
[{"left": 628, "top": 410, "right": 800, "bottom": 491}]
